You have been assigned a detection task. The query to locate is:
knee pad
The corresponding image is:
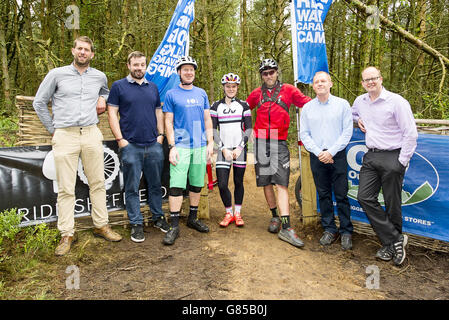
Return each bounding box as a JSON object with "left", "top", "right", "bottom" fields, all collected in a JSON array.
[
  {"left": 188, "top": 185, "right": 202, "bottom": 193},
  {"left": 169, "top": 187, "right": 184, "bottom": 197}
]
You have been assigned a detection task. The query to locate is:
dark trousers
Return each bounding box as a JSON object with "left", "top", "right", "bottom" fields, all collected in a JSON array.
[
  {"left": 357, "top": 149, "right": 405, "bottom": 246},
  {"left": 310, "top": 150, "right": 353, "bottom": 235}
]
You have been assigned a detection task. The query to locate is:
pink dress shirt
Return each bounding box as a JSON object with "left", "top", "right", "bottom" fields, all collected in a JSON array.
[{"left": 352, "top": 88, "right": 418, "bottom": 166}]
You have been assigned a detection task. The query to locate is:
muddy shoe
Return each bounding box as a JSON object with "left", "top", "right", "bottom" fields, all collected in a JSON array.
[
  {"left": 375, "top": 245, "right": 394, "bottom": 261},
  {"left": 153, "top": 217, "right": 170, "bottom": 233},
  {"left": 55, "top": 233, "right": 78, "bottom": 256},
  {"left": 341, "top": 234, "right": 353, "bottom": 250},
  {"left": 163, "top": 226, "right": 180, "bottom": 245},
  {"left": 93, "top": 225, "right": 122, "bottom": 242},
  {"left": 319, "top": 231, "right": 337, "bottom": 246},
  {"left": 187, "top": 219, "right": 209, "bottom": 233},
  {"left": 278, "top": 227, "right": 305, "bottom": 248},
  {"left": 392, "top": 234, "right": 408, "bottom": 266},
  {"left": 268, "top": 217, "right": 281, "bottom": 233}
]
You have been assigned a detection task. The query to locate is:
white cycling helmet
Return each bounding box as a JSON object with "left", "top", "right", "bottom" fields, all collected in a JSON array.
[
  {"left": 259, "top": 58, "right": 278, "bottom": 73},
  {"left": 221, "top": 73, "right": 241, "bottom": 85},
  {"left": 175, "top": 56, "right": 198, "bottom": 71}
]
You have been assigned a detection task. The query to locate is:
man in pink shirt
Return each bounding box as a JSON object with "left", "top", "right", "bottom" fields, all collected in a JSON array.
[{"left": 352, "top": 66, "right": 418, "bottom": 266}]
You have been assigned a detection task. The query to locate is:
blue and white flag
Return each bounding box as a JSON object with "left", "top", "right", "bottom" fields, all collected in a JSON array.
[
  {"left": 291, "top": 0, "right": 333, "bottom": 84},
  {"left": 145, "top": 0, "right": 195, "bottom": 102}
]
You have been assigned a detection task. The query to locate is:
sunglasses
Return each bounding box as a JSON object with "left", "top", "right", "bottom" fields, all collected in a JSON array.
[{"left": 261, "top": 70, "right": 276, "bottom": 77}]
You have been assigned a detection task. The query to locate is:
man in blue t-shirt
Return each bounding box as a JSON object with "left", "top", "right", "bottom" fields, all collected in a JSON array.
[
  {"left": 107, "top": 51, "right": 169, "bottom": 243},
  {"left": 162, "top": 56, "right": 214, "bottom": 245}
]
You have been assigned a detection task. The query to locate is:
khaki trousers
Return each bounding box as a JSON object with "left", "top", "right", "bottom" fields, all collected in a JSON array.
[{"left": 52, "top": 125, "right": 108, "bottom": 236}]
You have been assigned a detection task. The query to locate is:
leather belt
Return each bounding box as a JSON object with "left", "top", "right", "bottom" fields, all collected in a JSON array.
[{"left": 368, "top": 148, "right": 401, "bottom": 152}]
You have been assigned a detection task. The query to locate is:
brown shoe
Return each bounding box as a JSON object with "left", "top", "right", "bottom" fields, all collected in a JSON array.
[
  {"left": 93, "top": 225, "right": 122, "bottom": 242},
  {"left": 55, "top": 233, "right": 78, "bottom": 256}
]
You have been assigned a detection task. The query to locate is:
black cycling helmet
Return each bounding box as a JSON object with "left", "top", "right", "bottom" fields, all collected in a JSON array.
[{"left": 259, "top": 58, "right": 278, "bottom": 73}]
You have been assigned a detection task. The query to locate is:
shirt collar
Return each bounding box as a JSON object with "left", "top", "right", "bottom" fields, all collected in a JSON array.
[
  {"left": 316, "top": 93, "right": 333, "bottom": 105},
  {"left": 70, "top": 63, "right": 91, "bottom": 74},
  {"left": 378, "top": 87, "right": 389, "bottom": 100},
  {"left": 363, "top": 87, "right": 388, "bottom": 102},
  {"left": 126, "top": 74, "right": 149, "bottom": 84}
]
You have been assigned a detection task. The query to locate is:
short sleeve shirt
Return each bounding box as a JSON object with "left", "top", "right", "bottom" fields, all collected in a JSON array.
[
  {"left": 107, "top": 76, "right": 161, "bottom": 146},
  {"left": 163, "top": 86, "right": 210, "bottom": 148}
]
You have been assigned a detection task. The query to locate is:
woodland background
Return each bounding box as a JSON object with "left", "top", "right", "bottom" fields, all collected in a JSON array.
[{"left": 0, "top": 0, "right": 448, "bottom": 133}]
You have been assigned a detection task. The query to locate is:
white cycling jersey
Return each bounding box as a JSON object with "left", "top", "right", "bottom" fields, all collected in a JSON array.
[{"left": 210, "top": 98, "right": 252, "bottom": 150}]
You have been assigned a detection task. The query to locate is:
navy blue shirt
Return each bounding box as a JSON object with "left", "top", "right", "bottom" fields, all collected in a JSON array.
[{"left": 107, "top": 76, "right": 161, "bottom": 146}]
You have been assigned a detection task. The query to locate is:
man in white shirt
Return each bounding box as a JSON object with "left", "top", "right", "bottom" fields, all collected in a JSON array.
[{"left": 300, "top": 71, "right": 353, "bottom": 250}]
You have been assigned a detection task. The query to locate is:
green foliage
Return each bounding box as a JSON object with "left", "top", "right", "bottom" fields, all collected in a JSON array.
[
  {"left": 0, "top": 208, "right": 58, "bottom": 261},
  {"left": 0, "top": 116, "right": 18, "bottom": 131},
  {"left": 0, "top": 115, "right": 18, "bottom": 147},
  {"left": 1, "top": 0, "right": 449, "bottom": 121},
  {"left": 420, "top": 93, "right": 449, "bottom": 119},
  {"left": 23, "top": 223, "right": 59, "bottom": 257},
  {"left": 0, "top": 208, "right": 23, "bottom": 247}
]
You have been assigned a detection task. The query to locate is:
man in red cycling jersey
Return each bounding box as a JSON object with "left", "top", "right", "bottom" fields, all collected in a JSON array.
[{"left": 247, "top": 58, "right": 311, "bottom": 248}]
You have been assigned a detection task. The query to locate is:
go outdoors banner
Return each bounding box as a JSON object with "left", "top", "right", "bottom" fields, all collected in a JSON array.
[
  {"left": 291, "top": 0, "right": 332, "bottom": 84},
  {"left": 341, "top": 129, "right": 449, "bottom": 242},
  {"left": 145, "top": 0, "right": 195, "bottom": 103}
]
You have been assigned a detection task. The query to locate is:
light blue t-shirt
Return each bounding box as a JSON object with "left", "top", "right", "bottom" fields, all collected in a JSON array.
[{"left": 163, "top": 85, "right": 210, "bottom": 148}]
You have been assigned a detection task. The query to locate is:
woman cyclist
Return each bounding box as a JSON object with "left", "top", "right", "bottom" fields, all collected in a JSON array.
[{"left": 210, "top": 73, "right": 252, "bottom": 227}]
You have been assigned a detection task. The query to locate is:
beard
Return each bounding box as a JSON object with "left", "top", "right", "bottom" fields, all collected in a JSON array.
[
  {"left": 131, "top": 70, "right": 145, "bottom": 79},
  {"left": 74, "top": 56, "right": 91, "bottom": 68}
]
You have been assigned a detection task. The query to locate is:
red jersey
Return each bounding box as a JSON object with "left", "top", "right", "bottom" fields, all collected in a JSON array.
[{"left": 246, "top": 83, "right": 311, "bottom": 140}]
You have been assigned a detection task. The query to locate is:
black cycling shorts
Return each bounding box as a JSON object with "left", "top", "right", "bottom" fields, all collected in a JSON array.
[{"left": 254, "top": 138, "right": 290, "bottom": 187}]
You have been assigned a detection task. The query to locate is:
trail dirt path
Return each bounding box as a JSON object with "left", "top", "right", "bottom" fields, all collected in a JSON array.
[{"left": 52, "top": 156, "right": 449, "bottom": 300}]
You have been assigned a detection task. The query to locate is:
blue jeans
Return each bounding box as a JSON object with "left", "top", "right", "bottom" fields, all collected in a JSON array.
[
  {"left": 310, "top": 150, "right": 353, "bottom": 235},
  {"left": 120, "top": 141, "right": 164, "bottom": 225}
]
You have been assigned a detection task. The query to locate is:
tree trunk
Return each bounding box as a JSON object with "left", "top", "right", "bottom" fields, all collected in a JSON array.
[
  {"left": 23, "top": 0, "right": 38, "bottom": 93},
  {"left": 202, "top": 0, "right": 214, "bottom": 100},
  {"left": 240, "top": 0, "right": 250, "bottom": 97},
  {"left": 0, "top": 20, "right": 11, "bottom": 110},
  {"left": 416, "top": 0, "right": 427, "bottom": 67}
]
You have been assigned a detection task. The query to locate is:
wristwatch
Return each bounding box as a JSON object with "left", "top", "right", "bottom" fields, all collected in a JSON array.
[{"left": 168, "top": 144, "right": 175, "bottom": 150}]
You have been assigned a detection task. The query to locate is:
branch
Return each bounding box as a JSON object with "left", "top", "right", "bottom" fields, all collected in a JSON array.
[
  {"left": 328, "top": 71, "right": 359, "bottom": 98},
  {"left": 113, "top": 32, "right": 134, "bottom": 58},
  {"left": 343, "top": 0, "right": 449, "bottom": 69},
  {"left": 437, "top": 56, "right": 446, "bottom": 102}
]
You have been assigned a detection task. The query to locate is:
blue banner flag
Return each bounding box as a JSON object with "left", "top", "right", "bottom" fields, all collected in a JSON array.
[
  {"left": 145, "top": 0, "right": 195, "bottom": 102},
  {"left": 291, "top": 0, "right": 333, "bottom": 84},
  {"left": 326, "top": 129, "right": 449, "bottom": 243}
]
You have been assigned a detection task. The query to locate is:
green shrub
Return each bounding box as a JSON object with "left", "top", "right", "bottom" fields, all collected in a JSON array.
[
  {"left": 0, "top": 208, "right": 58, "bottom": 260},
  {"left": 0, "top": 116, "right": 19, "bottom": 147},
  {"left": 23, "top": 223, "right": 59, "bottom": 257},
  {"left": 0, "top": 208, "right": 23, "bottom": 247}
]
